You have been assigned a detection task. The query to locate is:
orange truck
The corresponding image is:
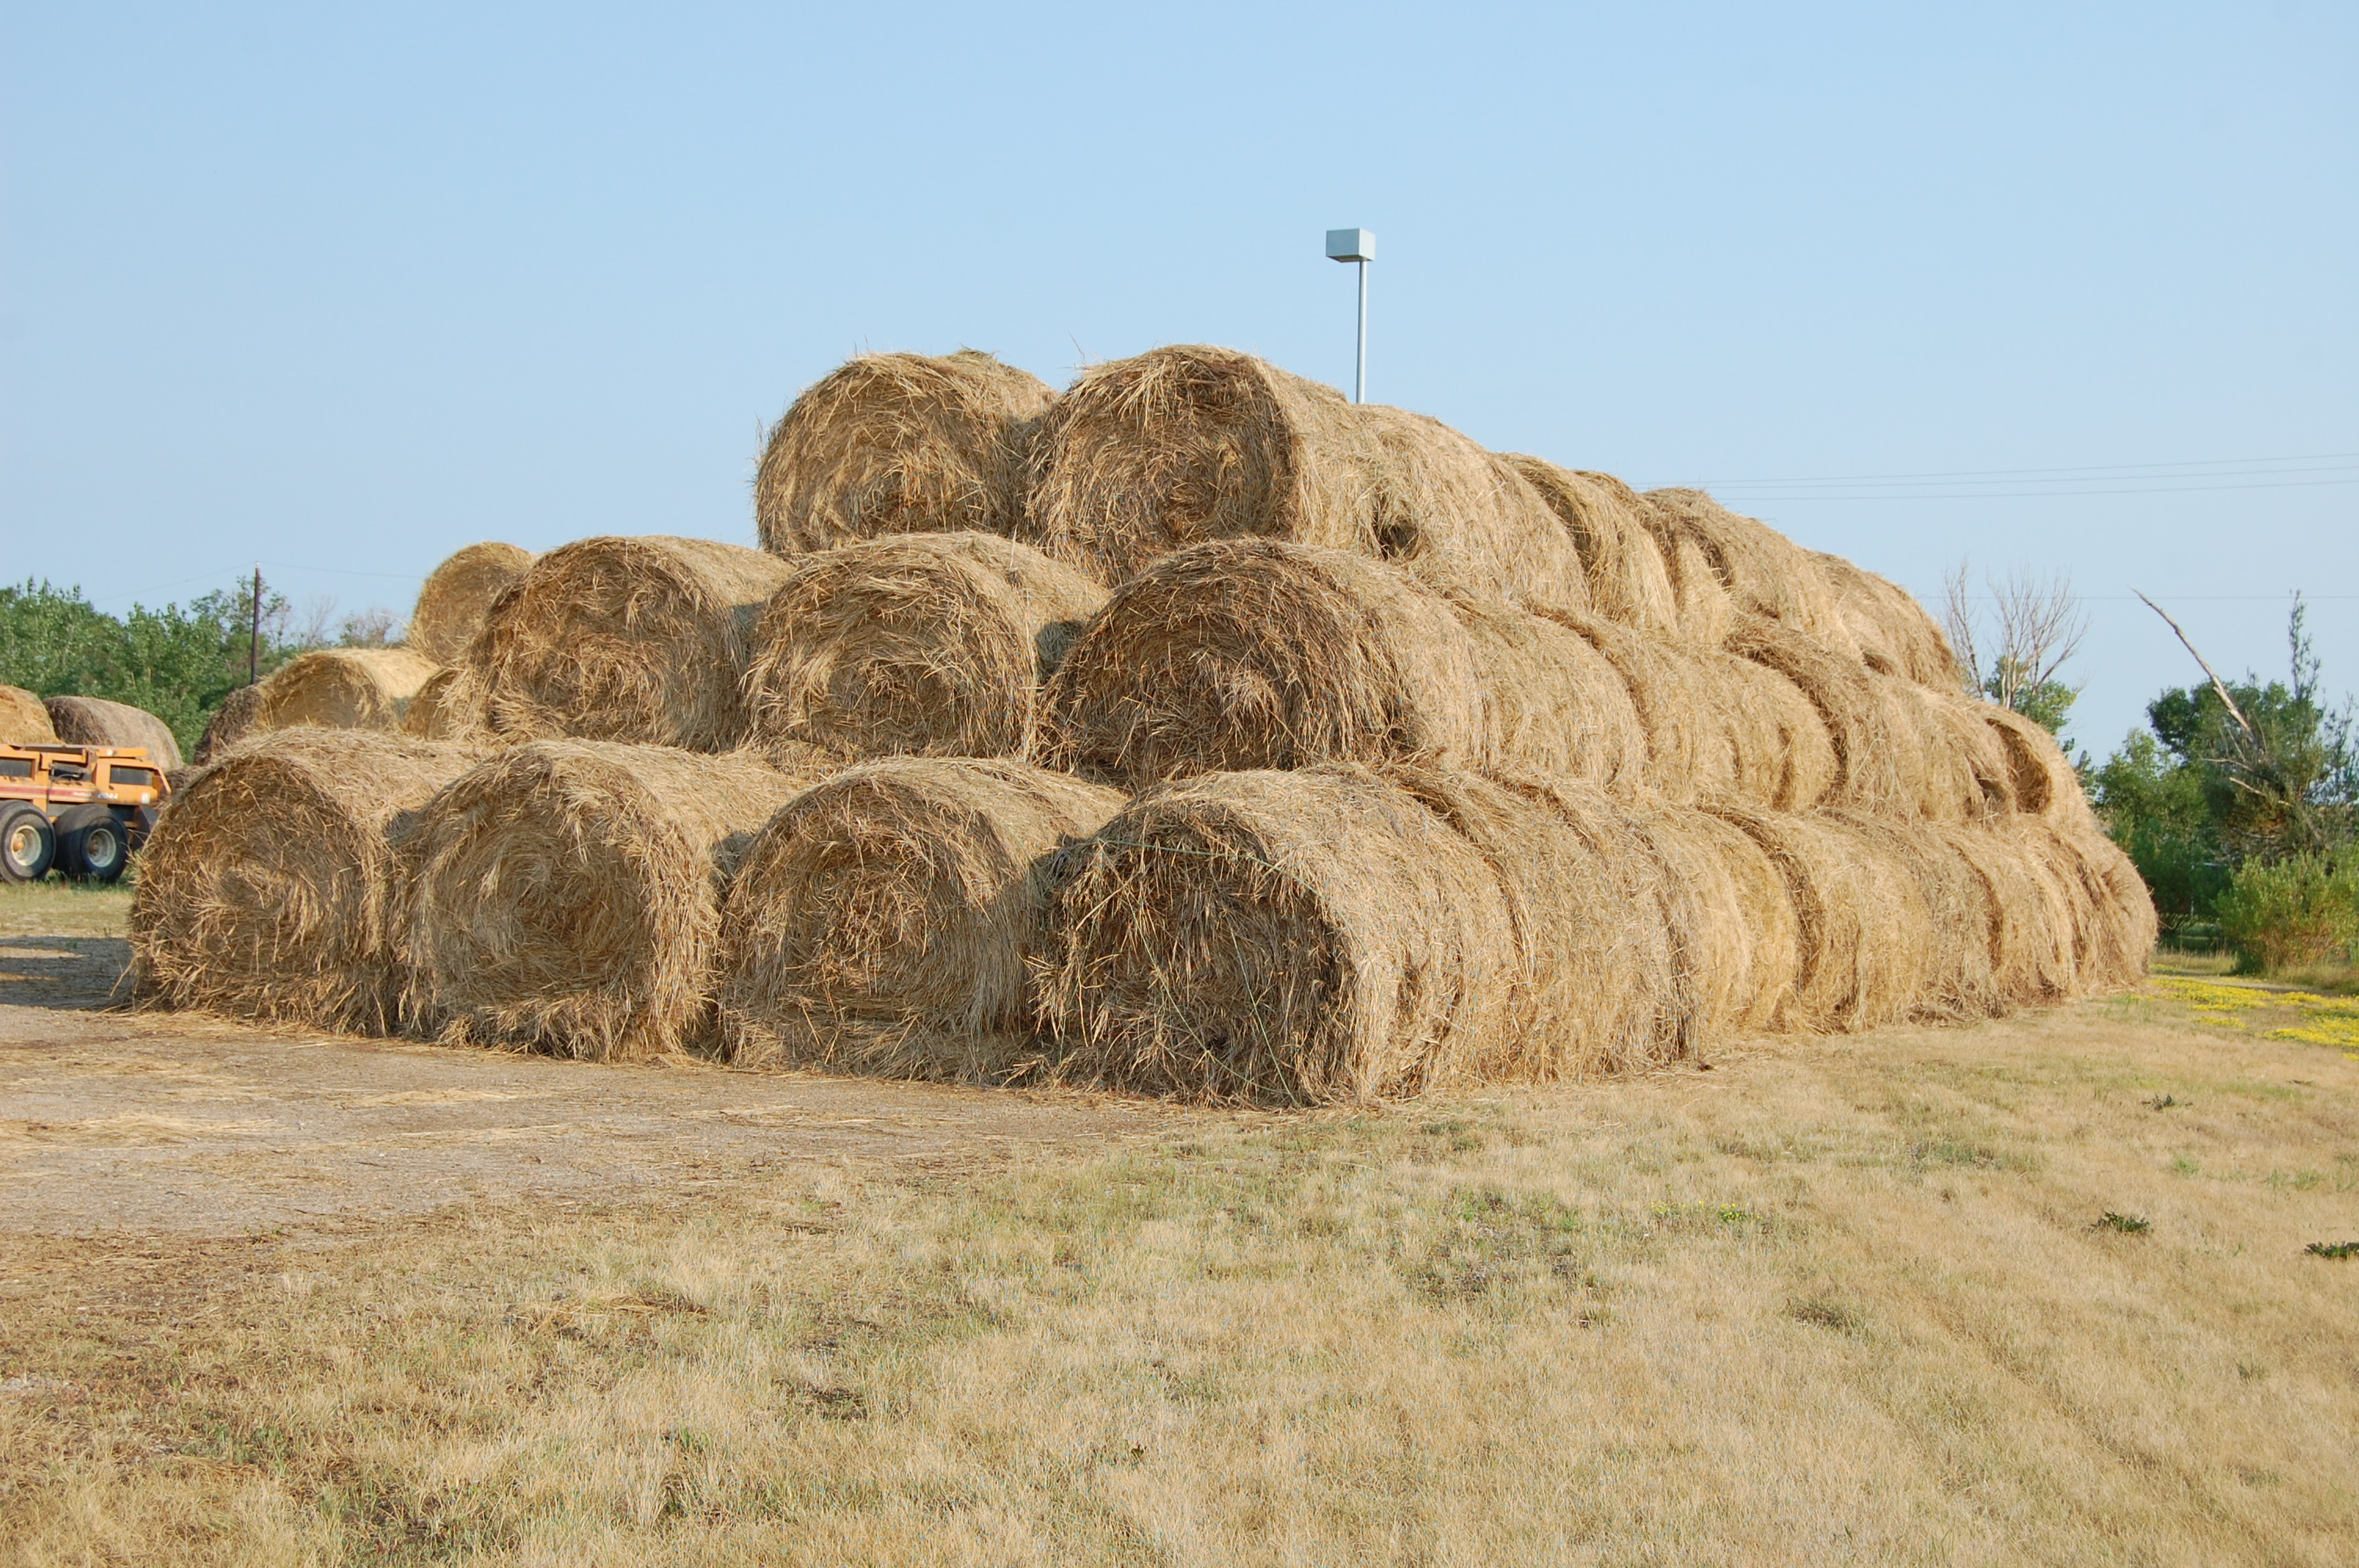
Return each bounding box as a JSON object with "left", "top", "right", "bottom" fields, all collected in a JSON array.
[{"left": 0, "top": 743, "right": 172, "bottom": 884}]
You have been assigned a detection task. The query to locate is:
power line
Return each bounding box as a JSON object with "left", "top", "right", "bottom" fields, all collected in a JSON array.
[{"left": 1694, "top": 450, "right": 2359, "bottom": 486}]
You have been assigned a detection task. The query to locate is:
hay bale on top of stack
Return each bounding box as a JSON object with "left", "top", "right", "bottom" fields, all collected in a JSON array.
[
  {"left": 44, "top": 695, "right": 182, "bottom": 770},
  {"left": 2, "top": 684, "right": 57, "bottom": 745},
  {"left": 461, "top": 535, "right": 793, "bottom": 751},
  {"left": 408, "top": 543, "right": 536, "bottom": 666},
  {"left": 742, "top": 532, "right": 1105, "bottom": 764}
]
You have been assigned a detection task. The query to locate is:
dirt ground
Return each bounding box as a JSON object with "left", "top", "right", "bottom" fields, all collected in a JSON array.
[{"left": 0, "top": 920, "right": 1195, "bottom": 1240}]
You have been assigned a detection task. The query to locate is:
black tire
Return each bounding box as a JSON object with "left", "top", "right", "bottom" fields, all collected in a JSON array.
[
  {"left": 55, "top": 804, "right": 131, "bottom": 883},
  {"left": 0, "top": 804, "right": 56, "bottom": 883}
]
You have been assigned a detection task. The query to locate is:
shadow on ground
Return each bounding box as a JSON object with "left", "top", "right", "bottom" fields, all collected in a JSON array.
[{"left": 0, "top": 937, "right": 130, "bottom": 1011}]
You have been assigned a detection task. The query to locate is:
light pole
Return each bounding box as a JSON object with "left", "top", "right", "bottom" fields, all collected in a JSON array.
[{"left": 1325, "top": 227, "right": 1374, "bottom": 403}]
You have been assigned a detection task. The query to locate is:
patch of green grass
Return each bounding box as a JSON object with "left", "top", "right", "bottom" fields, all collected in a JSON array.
[
  {"left": 2098, "top": 1211, "right": 2152, "bottom": 1234},
  {"left": 2304, "top": 1240, "right": 2357, "bottom": 1259}
]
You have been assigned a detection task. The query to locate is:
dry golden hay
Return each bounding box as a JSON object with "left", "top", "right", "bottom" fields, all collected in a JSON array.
[
  {"left": 1638, "top": 488, "right": 1860, "bottom": 655},
  {"left": 1823, "top": 810, "right": 2003, "bottom": 1022},
  {"left": 2005, "top": 819, "right": 2156, "bottom": 993},
  {"left": 1383, "top": 766, "right": 1681, "bottom": 1078},
  {"left": 43, "top": 695, "right": 181, "bottom": 770},
  {"left": 1042, "top": 539, "right": 1644, "bottom": 793},
  {"left": 755, "top": 351, "right": 1056, "bottom": 554},
  {"left": 192, "top": 684, "right": 265, "bottom": 764},
  {"left": 1870, "top": 676, "right": 2008, "bottom": 822},
  {"left": 1045, "top": 766, "right": 1520, "bottom": 1105},
  {"left": 255, "top": 648, "right": 439, "bottom": 734},
  {"left": 1, "top": 684, "right": 56, "bottom": 744},
  {"left": 1703, "top": 802, "right": 1933, "bottom": 1033},
  {"left": 1545, "top": 612, "right": 1832, "bottom": 809},
  {"left": 1022, "top": 344, "right": 1390, "bottom": 584},
  {"left": 1928, "top": 820, "right": 2078, "bottom": 1006},
  {"left": 717, "top": 757, "right": 1124, "bottom": 1080},
  {"left": 1726, "top": 618, "right": 1907, "bottom": 815},
  {"left": 408, "top": 543, "right": 534, "bottom": 665},
  {"left": 129, "top": 730, "right": 483, "bottom": 1031},
  {"left": 400, "top": 740, "right": 826, "bottom": 1062},
  {"left": 1621, "top": 793, "right": 1802, "bottom": 1040},
  {"left": 1497, "top": 458, "right": 1681, "bottom": 638},
  {"left": 464, "top": 535, "right": 794, "bottom": 751},
  {"left": 1808, "top": 550, "right": 1963, "bottom": 687},
  {"left": 1354, "top": 404, "right": 1590, "bottom": 612},
  {"left": 399, "top": 665, "right": 492, "bottom": 742},
  {"left": 743, "top": 532, "right": 1107, "bottom": 764},
  {"left": 1980, "top": 702, "right": 2098, "bottom": 830}
]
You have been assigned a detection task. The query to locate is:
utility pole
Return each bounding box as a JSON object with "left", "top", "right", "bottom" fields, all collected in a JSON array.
[
  {"left": 249, "top": 565, "right": 263, "bottom": 686},
  {"left": 1325, "top": 228, "right": 1375, "bottom": 403}
]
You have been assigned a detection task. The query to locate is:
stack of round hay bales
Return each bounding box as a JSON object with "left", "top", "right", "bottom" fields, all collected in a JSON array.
[
  {"left": 463, "top": 535, "right": 794, "bottom": 750},
  {"left": 130, "top": 730, "right": 484, "bottom": 1031},
  {"left": 718, "top": 757, "right": 1124, "bottom": 1080},
  {"left": 409, "top": 543, "right": 535, "bottom": 665},
  {"left": 256, "top": 648, "right": 440, "bottom": 735},
  {"left": 399, "top": 740, "right": 826, "bottom": 1061},
  {"left": 1, "top": 684, "right": 56, "bottom": 744},
  {"left": 742, "top": 532, "right": 1106, "bottom": 764},
  {"left": 43, "top": 696, "right": 181, "bottom": 769},
  {"left": 757, "top": 351, "right": 1055, "bottom": 553}
]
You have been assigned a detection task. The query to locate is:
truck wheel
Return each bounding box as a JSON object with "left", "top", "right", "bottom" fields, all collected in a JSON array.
[
  {"left": 55, "top": 804, "right": 130, "bottom": 883},
  {"left": 0, "top": 804, "right": 56, "bottom": 882}
]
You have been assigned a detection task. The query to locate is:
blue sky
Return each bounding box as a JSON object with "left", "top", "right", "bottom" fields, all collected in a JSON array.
[{"left": 3, "top": 2, "right": 2353, "bottom": 753}]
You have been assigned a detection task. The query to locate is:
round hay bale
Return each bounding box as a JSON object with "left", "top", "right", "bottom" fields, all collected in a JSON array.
[
  {"left": 1498, "top": 459, "right": 1681, "bottom": 639},
  {"left": 1042, "top": 539, "right": 1644, "bottom": 792},
  {"left": 1919, "top": 688, "right": 2021, "bottom": 818},
  {"left": 1623, "top": 794, "right": 1802, "bottom": 1040},
  {"left": 1383, "top": 767, "right": 1681, "bottom": 1078},
  {"left": 1871, "top": 676, "right": 2005, "bottom": 822},
  {"left": 464, "top": 535, "right": 794, "bottom": 751},
  {"left": 1, "top": 684, "right": 56, "bottom": 744},
  {"left": 1356, "top": 405, "right": 1590, "bottom": 612},
  {"left": 1717, "top": 654, "right": 1841, "bottom": 813},
  {"left": 718, "top": 757, "right": 1124, "bottom": 1080},
  {"left": 1931, "top": 821, "right": 2077, "bottom": 1006},
  {"left": 43, "top": 695, "right": 181, "bottom": 770},
  {"left": 1808, "top": 550, "right": 1962, "bottom": 687},
  {"left": 193, "top": 683, "right": 266, "bottom": 764},
  {"left": 1981, "top": 704, "right": 2096, "bottom": 830},
  {"left": 256, "top": 648, "right": 439, "bottom": 734},
  {"left": 1727, "top": 618, "right": 1907, "bottom": 815},
  {"left": 743, "top": 532, "right": 1107, "bottom": 764},
  {"left": 129, "top": 731, "right": 482, "bottom": 1031},
  {"left": 1825, "top": 811, "right": 2002, "bottom": 1022},
  {"left": 1639, "top": 489, "right": 1859, "bottom": 655},
  {"left": 409, "top": 543, "right": 534, "bottom": 665},
  {"left": 755, "top": 351, "right": 1056, "bottom": 554},
  {"left": 1022, "top": 344, "right": 1391, "bottom": 583},
  {"left": 401, "top": 741, "right": 826, "bottom": 1062},
  {"left": 1044, "top": 766, "right": 1517, "bottom": 1104},
  {"left": 1703, "top": 803, "right": 1932, "bottom": 1033},
  {"left": 2007, "top": 820, "right": 2154, "bottom": 993},
  {"left": 399, "top": 665, "right": 491, "bottom": 742},
  {"left": 1043, "top": 539, "right": 1488, "bottom": 786}
]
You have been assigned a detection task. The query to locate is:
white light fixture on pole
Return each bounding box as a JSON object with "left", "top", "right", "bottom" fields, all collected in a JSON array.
[{"left": 1325, "top": 227, "right": 1374, "bottom": 403}]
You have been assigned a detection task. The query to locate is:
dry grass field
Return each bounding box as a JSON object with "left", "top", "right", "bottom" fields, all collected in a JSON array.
[{"left": 3, "top": 883, "right": 2356, "bottom": 1565}]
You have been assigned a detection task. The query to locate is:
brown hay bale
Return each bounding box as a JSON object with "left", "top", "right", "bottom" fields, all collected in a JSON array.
[
  {"left": 129, "top": 731, "right": 482, "bottom": 1030},
  {"left": 401, "top": 741, "right": 825, "bottom": 1062},
  {"left": 1, "top": 684, "right": 56, "bottom": 744},
  {"left": 1981, "top": 703, "right": 2097, "bottom": 829},
  {"left": 1022, "top": 345, "right": 1390, "bottom": 585},
  {"left": 755, "top": 351, "right": 1055, "bottom": 554},
  {"left": 1826, "top": 811, "right": 2002, "bottom": 1022},
  {"left": 464, "top": 536, "right": 794, "bottom": 751},
  {"left": 1044, "top": 766, "right": 1517, "bottom": 1104},
  {"left": 717, "top": 758, "right": 1123, "bottom": 1080},
  {"left": 1042, "top": 539, "right": 1644, "bottom": 792},
  {"left": 1545, "top": 613, "right": 1830, "bottom": 809},
  {"left": 256, "top": 648, "right": 439, "bottom": 734},
  {"left": 1727, "top": 618, "right": 1906, "bottom": 815},
  {"left": 1872, "top": 677, "right": 2005, "bottom": 822},
  {"left": 399, "top": 665, "right": 492, "bottom": 742},
  {"left": 1356, "top": 405, "right": 1590, "bottom": 612},
  {"left": 1932, "top": 821, "right": 2077, "bottom": 1006},
  {"left": 2006, "top": 820, "right": 2154, "bottom": 993},
  {"left": 743, "top": 532, "right": 1107, "bottom": 764},
  {"left": 1918, "top": 688, "right": 2020, "bottom": 818},
  {"left": 1654, "top": 529, "right": 1737, "bottom": 647},
  {"left": 1639, "top": 489, "right": 1859, "bottom": 655},
  {"left": 409, "top": 543, "right": 534, "bottom": 665},
  {"left": 43, "top": 695, "right": 181, "bottom": 769},
  {"left": 1808, "top": 550, "right": 1962, "bottom": 687},
  {"left": 1499, "top": 459, "right": 1682, "bottom": 638},
  {"left": 1703, "top": 803, "right": 1932, "bottom": 1033},
  {"left": 1384, "top": 767, "right": 1681, "bottom": 1077},
  {"left": 193, "top": 684, "right": 266, "bottom": 764},
  {"left": 1622, "top": 794, "right": 1801, "bottom": 1040}
]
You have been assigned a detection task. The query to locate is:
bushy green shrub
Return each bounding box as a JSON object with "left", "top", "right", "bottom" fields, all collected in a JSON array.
[{"left": 2215, "top": 855, "right": 2359, "bottom": 975}]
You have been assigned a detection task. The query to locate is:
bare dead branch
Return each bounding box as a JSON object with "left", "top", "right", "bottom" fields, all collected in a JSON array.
[{"left": 2134, "top": 590, "right": 2258, "bottom": 742}]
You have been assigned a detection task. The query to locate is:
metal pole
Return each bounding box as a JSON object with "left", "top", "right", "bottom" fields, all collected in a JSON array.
[
  {"left": 249, "top": 566, "right": 262, "bottom": 685},
  {"left": 1354, "top": 259, "right": 1369, "bottom": 404}
]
